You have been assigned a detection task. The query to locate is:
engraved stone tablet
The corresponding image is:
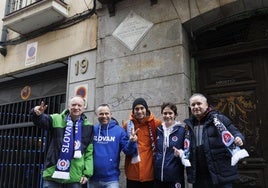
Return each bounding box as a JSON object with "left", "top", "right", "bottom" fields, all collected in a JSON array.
[{"left": 112, "top": 11, "right": 153, "bottom": 51}]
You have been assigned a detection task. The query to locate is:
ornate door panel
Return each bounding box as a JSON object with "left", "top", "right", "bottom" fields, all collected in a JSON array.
[
  {"left": 209, "top": 92, "right": 265, "bottom": 188},
  {"left": 198, "top": 55, "right": 267, "bottom": 188}
]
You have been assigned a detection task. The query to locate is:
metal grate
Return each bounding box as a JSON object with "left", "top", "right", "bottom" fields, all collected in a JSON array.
[{"left": 0, "top": 94, "right": 66, "bottom": 188}]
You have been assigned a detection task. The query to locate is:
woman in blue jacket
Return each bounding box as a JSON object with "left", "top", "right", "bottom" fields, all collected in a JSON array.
[{"left": 154, "top": 102, "right": 185, "bottom": 188}]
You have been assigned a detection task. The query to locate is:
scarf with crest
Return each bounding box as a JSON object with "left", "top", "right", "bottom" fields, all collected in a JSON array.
[
  {"left": 52, "top": 115, "right": 82, "bottom": 179},
  {"left": 212, "top": 114, "right": 249, "bottom": 166},
  {"left": 180, "top": 113, "right": 249, "bottom": 167}
]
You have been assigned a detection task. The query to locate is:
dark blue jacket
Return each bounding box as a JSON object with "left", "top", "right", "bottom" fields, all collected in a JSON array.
[
  {"left": 154, "top": 122, "right": 185, "bottom": 184},
  {"left": 91, "top": 118, "right": 137, "bottom": 182},
  {"left": 183, "top": 107, "right": 245, "bottom": 185}
]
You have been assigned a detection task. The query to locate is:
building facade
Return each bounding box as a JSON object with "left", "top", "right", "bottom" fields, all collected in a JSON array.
[{"left": 0, "top": 0, "right": 267, "bottom": 187}]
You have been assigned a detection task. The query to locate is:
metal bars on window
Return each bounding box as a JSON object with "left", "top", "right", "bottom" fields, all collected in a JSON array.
[
  {"left": 0, "top": 94, "right": 65, "bottom": 188},
  {"left": 7, "top": 0, "right": 38, "bottom": 14},
  {"left": 6, "top": 0, "right": 65, "bottom": 15}
]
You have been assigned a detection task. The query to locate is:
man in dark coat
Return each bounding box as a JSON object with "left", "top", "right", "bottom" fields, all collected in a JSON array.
[{"left": 183, "top": 93, "right": 246, "bottom": 188}]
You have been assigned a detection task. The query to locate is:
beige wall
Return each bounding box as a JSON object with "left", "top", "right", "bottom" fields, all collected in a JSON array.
[
  {"left": 2, "top": 16, "right": 97, "bottom": 72},
  {"left": 0, "top": 0, "right": 97, "bottom": 76},
  {"left": 0, "top": 0, "right": 243, "bottom": 76}
]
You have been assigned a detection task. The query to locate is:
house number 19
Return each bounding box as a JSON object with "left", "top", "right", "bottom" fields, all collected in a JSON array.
[{"left": 75, "top": 59, "right": 88, "bottom": 75}]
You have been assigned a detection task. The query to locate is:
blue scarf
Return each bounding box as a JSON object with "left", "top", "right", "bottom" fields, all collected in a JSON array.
[{"left": 52, "top": 115, "right": 82, "bottom": 180}]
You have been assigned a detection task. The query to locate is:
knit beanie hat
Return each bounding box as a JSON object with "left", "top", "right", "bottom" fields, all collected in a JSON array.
[{"left": 132, "top": 98, "right": 149, "bottom": 112}]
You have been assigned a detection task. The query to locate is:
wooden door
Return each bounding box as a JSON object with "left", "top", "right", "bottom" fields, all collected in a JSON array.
[{"left": 198, "top": 53, "right": 268, "bottom": 188}]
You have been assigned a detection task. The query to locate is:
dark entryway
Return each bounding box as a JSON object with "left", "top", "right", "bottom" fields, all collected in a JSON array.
[
  {"left": 190, "top": 13, "right": 268, "bottom": 188},
  {"left": 197, "top": 53, "right": 268, "bottom": 188}
]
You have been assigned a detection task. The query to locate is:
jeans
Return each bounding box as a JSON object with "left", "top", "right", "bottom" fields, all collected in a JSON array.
[
  {"left": 43, "top": 180, "right": 83, "bottom": 188},
  {"left": 87, "top": 180, "right": 119, "bottom": 188}
]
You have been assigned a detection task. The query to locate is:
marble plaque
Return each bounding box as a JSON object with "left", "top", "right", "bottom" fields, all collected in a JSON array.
[{"left": 112, "top": 11, "right": 153, "bottom": 51}]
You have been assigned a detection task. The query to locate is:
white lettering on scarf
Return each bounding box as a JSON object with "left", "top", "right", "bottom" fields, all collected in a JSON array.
[{"left": 62, "top": 126, "right": 72, "bottom": 153}]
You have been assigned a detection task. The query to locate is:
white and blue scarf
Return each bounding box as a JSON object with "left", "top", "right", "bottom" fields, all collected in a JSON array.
[
  {"left": 127, "top": 120, "right": 140, "bottom": 163},
  {"left": 52, "top": 115, "right": 82, "bottom": 180},
  {"left": 213, "top": 114, "right": 249, "bottom": 166},
  {"left": 181, "top": 114, "right": 249, "bottom": 167},
  {"left": 179, "top": 125, "right": 191, "bottom": 167}
]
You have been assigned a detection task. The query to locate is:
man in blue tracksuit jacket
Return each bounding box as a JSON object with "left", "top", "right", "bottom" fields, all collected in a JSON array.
[{"left": 88, "top": 104, "right": 138, "bottom": 188}]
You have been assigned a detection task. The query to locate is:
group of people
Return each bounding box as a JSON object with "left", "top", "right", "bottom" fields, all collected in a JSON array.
[{"left": 31, "top": 93, "right": 247, "bottom": 188}]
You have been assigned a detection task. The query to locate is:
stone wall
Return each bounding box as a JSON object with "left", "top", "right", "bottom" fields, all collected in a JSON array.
[{"left": 96, "top": 0, "right": 191, "bottom": 187}]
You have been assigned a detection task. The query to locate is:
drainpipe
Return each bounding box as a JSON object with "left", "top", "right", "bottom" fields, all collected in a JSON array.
[
  {"left": 0, "top": 0, "right": 10, "bottom": 56},
  {"left": 0, "top": 27, "right": 8, "bottom": 56}
]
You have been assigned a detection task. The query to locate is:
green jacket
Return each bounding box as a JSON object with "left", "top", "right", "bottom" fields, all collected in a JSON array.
[{"left": 32, "top": 109, "right": 94, "bottom": 183}]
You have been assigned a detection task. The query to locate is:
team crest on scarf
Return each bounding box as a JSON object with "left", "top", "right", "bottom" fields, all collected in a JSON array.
[
  {"left": 56, "top": 159, "right": 70, "bottom": 171},
  {"left": 222, "top": 130, "right": 234, "bottom": 147},
  {"left": 213, "top": 114, "right": 249, "bottom": 166},
  {"left": 184, "top": 138, "right": 190, "bottom": 150}
]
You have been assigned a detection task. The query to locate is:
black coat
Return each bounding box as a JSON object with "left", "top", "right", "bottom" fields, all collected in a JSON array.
[{"left": 183, "top": 108, "right": 245, "bottom": 185}]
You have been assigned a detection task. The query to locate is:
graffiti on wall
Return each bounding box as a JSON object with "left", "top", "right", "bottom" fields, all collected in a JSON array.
[{"left": 108, "top": 93, "right": 151, "bottom": 108}]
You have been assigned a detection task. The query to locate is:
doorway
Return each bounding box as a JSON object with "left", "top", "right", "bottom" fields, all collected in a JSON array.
[{"left": 197, "top": 52, "right": 268, "bottom": 188}]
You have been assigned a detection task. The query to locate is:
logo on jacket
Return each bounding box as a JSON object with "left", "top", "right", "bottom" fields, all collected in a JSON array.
[
  {"left": 175, "top": 182, "right": 181, "bottom": 188},
  {"left": 172, "top": 136, "right": 178, "bottom": 142},
  {"left": 94, "top": 136, "right": 116, "bottom": 143}
]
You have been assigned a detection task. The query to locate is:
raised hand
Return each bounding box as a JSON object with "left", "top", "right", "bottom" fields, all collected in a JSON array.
[
  {"left": 34, "top": 101, "right": 48, "bottom": 116},
  {"left": 129, "top": 128, "right": 139, "bottom": 142}
]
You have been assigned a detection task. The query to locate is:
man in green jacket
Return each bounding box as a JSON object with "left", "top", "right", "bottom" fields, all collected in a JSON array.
[{"left": 31, "top": 95, "right": 93, "bottom": 188}]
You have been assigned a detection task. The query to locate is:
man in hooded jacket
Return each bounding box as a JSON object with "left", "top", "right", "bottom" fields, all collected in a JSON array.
[
  {"left": 123, "top": 98, "right": 162, "bottom": 188},
  {"left": 88, "top": 104, "right": 138, "bottom": 188}
]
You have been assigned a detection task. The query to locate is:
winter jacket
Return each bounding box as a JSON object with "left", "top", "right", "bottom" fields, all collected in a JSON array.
[
  {"left": 31, "top": 109, "right": 94, "bottom": 184},
  {"left": 123, "top": 111, "right": 162, "bottom": 182},
  {"left": 154, "top": 122, "right": 185, "bottom": 184},
  {"left": 91, "top": 118, "right": 137, "bottom": 182},
  {"left": 183, "top": 107, "right": 245, "bottom": 185}
]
